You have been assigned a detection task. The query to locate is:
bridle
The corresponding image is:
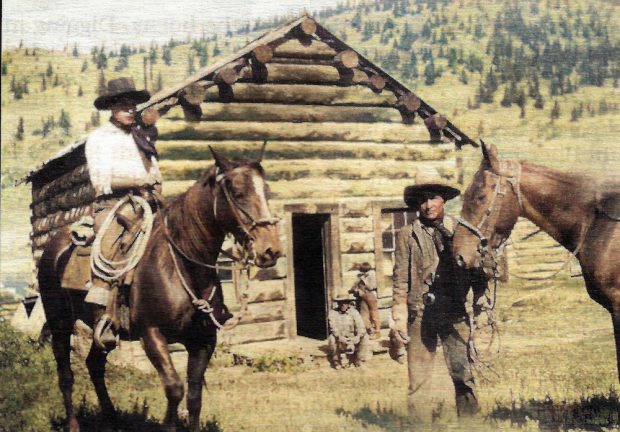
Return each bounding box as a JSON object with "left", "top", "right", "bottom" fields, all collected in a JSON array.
[
  {"left": 213, "top": 167, "right": 280, "bottom": 243},
  {"left": 162, "top": 166, "right": 280, "bottom": 329},
  {"left": 457, "top": 160, "right": 524, "bottom": 273}
]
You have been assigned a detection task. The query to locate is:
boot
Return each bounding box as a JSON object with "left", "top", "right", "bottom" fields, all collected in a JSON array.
[
  {"left": 92, "top": 305, "right": 118, "bottom": 351},
  {"left": 455, "top": 385, "right": 480, "bottom": 417}
]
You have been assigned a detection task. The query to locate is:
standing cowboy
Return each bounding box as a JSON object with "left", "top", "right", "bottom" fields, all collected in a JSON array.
[
  {"left": 84, "top": 77, "right": 161, "bottom": 350},
  {"left": 328, "top": 294, "right": 369, "bottom": 369},
  {"left": 349, "top": 262, "right": 381, "bottom": 339},
  {"left": 389, "top": 168, "right": 488, "bottom": 420}
]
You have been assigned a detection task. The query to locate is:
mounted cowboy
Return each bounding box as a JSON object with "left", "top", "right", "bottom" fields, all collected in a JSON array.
[
  {"left": 389, "top": 167, "right": 490, "bottom": 421},
  {"left": 84, "top": 77, "right": 162, "bottom": 350}
]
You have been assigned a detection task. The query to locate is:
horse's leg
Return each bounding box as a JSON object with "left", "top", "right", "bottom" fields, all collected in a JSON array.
[
  {"left": 612, "top": 305, "right": 620, "bottom": 384},
  {"left": 50, "top": 330, "right": 80, "bottom": 432},
  {"left": 186, "top": 336, "right": 217, "bottom": 432},
  {"left": 85, "top": 344, "right": 116, "bottom": 422},
  {"left": 142, "top": 327, "right": 184, "bottom": 432}
]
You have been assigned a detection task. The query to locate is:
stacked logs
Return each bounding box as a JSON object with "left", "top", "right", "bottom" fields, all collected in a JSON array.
[{"left": 29, "top": 154, "right": 96, "bottom": 269}]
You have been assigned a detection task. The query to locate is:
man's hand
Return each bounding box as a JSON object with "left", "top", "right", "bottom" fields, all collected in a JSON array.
[
  {"left": 141, "top": 107, "right": 160, "bottom": 126},
  {"left": 388, "top": 328, "right": 407, "bottom": 364},
  {"left": 391, "top": 303, "right": 410, "bottom": 338}
]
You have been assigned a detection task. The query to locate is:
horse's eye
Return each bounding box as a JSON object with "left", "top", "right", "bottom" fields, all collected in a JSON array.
[
  {"left": 477, "top": 195, "right": 486, "bottom": 202},
  {"left": 480, "top": 238, "right": 489, "bottom": 247},
  {"left": 233, "top": 190, "right": 244, "bottom": 199}
]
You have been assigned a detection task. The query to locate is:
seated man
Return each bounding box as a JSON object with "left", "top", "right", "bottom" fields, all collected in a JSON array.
[
  {"left": 84, "top": 77, "right": 161, "bottom": 351},
  {"left": 328, "top": 294, "right": 369, "bottom": 369}
]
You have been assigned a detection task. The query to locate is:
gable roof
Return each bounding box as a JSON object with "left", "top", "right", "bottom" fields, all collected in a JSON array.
[{"left": 24, "top": 14, "right": 476, "bottom": 184}]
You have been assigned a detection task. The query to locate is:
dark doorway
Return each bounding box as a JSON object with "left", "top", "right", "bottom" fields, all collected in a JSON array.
[{"left": 292, "top": 213, "right": 330, "bottom": 339}]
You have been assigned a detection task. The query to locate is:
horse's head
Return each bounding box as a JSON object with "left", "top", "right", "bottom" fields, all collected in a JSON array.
[
  {"left": 453, "top": 141, "right": 522, "bottom": 273},
  {"left": 207, "top": 144, "right": 282, "bottom": 268}
]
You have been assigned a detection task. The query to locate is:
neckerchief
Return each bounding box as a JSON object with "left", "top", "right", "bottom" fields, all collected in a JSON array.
[{"left": 109, "top": 117, "right": 159, "bottom": 160}]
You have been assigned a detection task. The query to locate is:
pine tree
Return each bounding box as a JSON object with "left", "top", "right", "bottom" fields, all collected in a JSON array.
[
  {"left": 96, "top": 48, "right": 108, "bottom": 69},
  {"left": 155, "top": 72, "right": 163, "bottom": 92},
  {"left": 53, "top": 74, "right": 60, "bottom": 87},
  {"left": 1, "top": 61, "right": 7, "bottom": 76},
  {"left": 72, "top": 44, "right": 79, "bottom": 57},
  {"left": 515, "top": 89, "right": 526, "bottom": 118},
  {"left": 81, "top": 59, "right": 88, "bottom": 73},
  {"left": 77, "top": 85, "right": 83, "bottom": 97},
  {"left": 550, "top": 100, "right": 560, "bottom": 122},
  {"left": 459, "top": 68, "right": 468, "bottom": 84},
  {"left": 15, "top": 117, "right": 25, "bottom": 141},
  {"left": 97, "top": 70, "right": 106, "bottom": 96},
  {"left": 534, "top": 94, "right": 545, "bottom": 109},
  {"left": 162, "top": 46, "right": 172, "bottom": 66},
  {"left": 46, "top": 62, "right": 54, "bottom": 77},
  {"left": 187, "top": 55, "right": 196, "bottom": 75},
  {"left": 59, "top": 109, "right": 71, "bottom": 135}
]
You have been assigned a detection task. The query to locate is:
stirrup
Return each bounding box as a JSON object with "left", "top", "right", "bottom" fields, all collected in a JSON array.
[{"left": 94, "top": 314, "right": 118, "bottom": 351}]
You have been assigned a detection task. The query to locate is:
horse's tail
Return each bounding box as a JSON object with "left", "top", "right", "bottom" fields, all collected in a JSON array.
[{"left": 38, "top": 229, "right": 77, "bottom": 334}]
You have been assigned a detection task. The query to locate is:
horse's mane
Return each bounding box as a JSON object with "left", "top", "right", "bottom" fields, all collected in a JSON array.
[
  {"left": 520, "top": 160, "right": 600, "bottom": 200},
  {"left": 161, "top": 159, "right": 265, "bottom": 259}
]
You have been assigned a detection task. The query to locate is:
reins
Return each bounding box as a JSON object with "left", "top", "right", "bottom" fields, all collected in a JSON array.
[{"left": 160, "top": 166, "right": 280, "bottom": 330}]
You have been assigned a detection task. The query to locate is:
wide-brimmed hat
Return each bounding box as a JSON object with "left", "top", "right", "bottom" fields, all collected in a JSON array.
[
  {"left": 94, "top": 77, "right": 151, "bottom": 110},
  {"left": 404, "top": 167, "right": 460, "bottom": 208},
  {"left": 334, "top": 294, "right": 355, "bottom": 303}
]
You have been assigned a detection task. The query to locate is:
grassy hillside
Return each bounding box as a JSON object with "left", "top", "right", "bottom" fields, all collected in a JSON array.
[{"left": 2, "top": 0, "right": 620, "bottom": 282}]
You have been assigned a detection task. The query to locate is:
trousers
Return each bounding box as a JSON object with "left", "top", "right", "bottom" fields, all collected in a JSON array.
[{"left": 406, "top": 304, "right": 478, "bottom": 418}]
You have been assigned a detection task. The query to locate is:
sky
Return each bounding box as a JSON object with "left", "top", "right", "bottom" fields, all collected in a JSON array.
[{"left": 2, "top": 0, "right": 340, "bottom": 50}]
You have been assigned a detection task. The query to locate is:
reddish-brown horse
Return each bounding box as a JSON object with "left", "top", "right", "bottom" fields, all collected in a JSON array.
[
  {"left": 452, "top": 142, "right": 620, "bottom": 381},
  {"left": 38, "top": 149, "right": 282, "bottom": 432}
]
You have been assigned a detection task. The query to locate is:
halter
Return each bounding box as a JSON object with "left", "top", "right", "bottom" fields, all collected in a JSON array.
[
  {"left": 162, "top": 166, "right": 280, "bottom": 329},
  {"left": 457, "top": 160, "right": 523, "bottom": 263},
  {"left": 213, "top": 167, "right": 280, "bottom": 242}
]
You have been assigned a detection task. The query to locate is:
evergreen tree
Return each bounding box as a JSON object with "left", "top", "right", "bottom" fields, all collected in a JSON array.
[
  {"left": 97, "top": 70, "right": 106, "bottom": 96},
  {"left": 515, "top": 89, "right": 526, "bottom": 118},
  {"left": 1, "top": 61, "right": 7, "bottom": 76},
  {"left": 424, "top": 62, "right": 436, "bottom": 85},
  {"left": 81, "top": 59, "right": 88, "bottom": 73},
  {"left": 162, "top": 46, "right": 172, "bottom": 66},
  {"left": 187, "top": 55, "right": 196, "bottom": 75},
  {"left": 77, "top": 85, "right": 83, "bottom": 97},
  {"left": 213, "top": 43, "right": 221, "bottom": 57},
  {"left": 149, "top": 45, "right": 158, "bottom": 64},
  {"left": 53, "top": 74, "right": 60, "bottom": 87},
  {"left": 550, "top": 100, "right": 560, "bottom": 121},
  {"left": 459, "top": 68, "right": 468, "bottom": 84},
  {"left": 155, "top": 72, "right": 163, "bottom": 92},
  {"left": 46, "top": 62, "right": 54, "bottom": 77},
  {"left": 41, "top": 75, "right": 47, "bottom": 91},
  {"left": 16, "top": 117, "right": 24, "bottom": 141},
  {"left": 59, "top": 109, "right": 71, "bottom": 135},
  {"left": 72, "top": 44, "right": 79, "bottom": 57},
  {"left": 534, "top": 94, "right": 544, "bottom": 109},
  {"left": 96, "top": 50, "right": 108, "bottom": 69}
]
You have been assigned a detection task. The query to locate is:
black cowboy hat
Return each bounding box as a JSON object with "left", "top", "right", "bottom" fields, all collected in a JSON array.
[
  {"left": 94, "top": 77, "right": 151, "bottom": 110},
  {"left": 404, "top": 167, "right": 460, "bottom": 208}
]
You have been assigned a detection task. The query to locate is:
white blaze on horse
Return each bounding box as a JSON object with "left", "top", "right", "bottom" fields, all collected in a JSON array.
[
  {"left": 39, "top": 146, "right": 282, "bottom": 432},
  {"left": 452, "top": 141, "right": 620, "bottom": 381}
]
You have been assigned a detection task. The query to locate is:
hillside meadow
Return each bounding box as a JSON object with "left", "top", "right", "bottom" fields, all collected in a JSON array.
[
  {"left": 1, "top": 276, "right": 617, "bottom": 431},
  {"left": 1, "top": 1, "right": 620, "bottom": 430}
]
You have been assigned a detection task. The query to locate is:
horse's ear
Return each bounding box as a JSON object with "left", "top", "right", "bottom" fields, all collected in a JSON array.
[
  {"left": 257, "top": 140, "right": 268, "bottom": 163},
  {"left": 209, "top": 146, "right": 232, "bottom": 171},
  {"left": 481, "top": 140, "right": 501, "bottom": 174}
]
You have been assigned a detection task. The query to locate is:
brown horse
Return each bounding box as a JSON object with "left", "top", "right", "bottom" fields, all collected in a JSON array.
[
  {"left": 38, "top": 148, "right": 282, "bottom": 432},
  {"left": 452, "top": 141, "right": 620, "bottom": 381}
]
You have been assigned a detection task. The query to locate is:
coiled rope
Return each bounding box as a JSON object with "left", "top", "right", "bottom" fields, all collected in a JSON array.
[{"left": 90, "top": 195, "right": 154, "bottom": 282}]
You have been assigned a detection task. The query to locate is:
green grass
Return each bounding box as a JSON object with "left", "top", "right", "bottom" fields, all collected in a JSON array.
[{"left": 1, "top": 277, "right": 617, "bottom": 431}]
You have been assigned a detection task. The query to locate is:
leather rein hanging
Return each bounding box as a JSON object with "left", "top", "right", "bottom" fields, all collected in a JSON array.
[{"left": 160, "top": 167, "right": 280, "bottom": 328}]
